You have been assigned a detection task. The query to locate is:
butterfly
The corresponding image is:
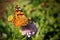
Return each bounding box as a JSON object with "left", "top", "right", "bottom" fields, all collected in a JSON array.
[{"left": 12, "top": 5, "right": 29, "bottom": 27}]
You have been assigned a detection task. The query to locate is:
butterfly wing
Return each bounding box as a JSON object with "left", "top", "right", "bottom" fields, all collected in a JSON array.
[{"left": 13, "top": 11, "right": 28, "bottom": 27}]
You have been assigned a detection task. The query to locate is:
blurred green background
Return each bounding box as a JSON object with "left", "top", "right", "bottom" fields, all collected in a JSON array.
[{"left": 0, "top": 0, "right": 60, "bottom": 40}]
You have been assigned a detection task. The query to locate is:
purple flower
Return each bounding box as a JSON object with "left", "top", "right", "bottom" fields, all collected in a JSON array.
[{"left": 20, "top": 22, "right": 37, "bottom": 37}]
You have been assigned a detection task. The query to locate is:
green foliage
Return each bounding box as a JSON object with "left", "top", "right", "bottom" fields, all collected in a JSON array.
[{"left": 0, "top": 0, "right": 60, "bottom": 40}]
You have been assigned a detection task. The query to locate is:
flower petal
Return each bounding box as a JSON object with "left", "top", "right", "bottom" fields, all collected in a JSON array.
[
  {"left": 28, "top": 35, "right": 31, "bottom": 37},
  {"left": 20, "top": 22, "right": 37, "bottom": 37},
  {"left": 32, "top": 32, "right": 35, "bottom": 35}
]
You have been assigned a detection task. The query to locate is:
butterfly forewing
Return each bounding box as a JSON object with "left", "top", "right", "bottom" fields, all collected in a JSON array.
[{"left": 13, "top": 9, "right": 28, "bottom": 27}]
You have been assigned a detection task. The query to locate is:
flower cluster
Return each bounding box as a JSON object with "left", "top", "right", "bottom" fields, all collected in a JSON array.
[{"left": 20, "top": 22, "right": 37, "bottom": 37}]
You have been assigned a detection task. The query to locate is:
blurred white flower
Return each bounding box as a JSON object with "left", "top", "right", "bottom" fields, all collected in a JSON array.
[{"left": 20, "top": 22, "right": 37, "bottom": 37}]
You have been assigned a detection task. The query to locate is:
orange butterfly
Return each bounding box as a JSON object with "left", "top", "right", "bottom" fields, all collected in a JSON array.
[{"left": 13, "top": 5, "right": 28, "bottom": 27}]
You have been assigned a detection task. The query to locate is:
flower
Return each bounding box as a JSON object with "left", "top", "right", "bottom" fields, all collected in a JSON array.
[
  {"left": 20, "top": 22, "right": 37, "bottom": 37},
  {"left": 8, "top": 15, "right": 13, "bottom": 21}
]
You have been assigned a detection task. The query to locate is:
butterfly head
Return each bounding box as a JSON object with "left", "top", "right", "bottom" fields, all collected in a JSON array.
[{"left": 15, "top": 5, "right": 22, "bottom": 12}]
